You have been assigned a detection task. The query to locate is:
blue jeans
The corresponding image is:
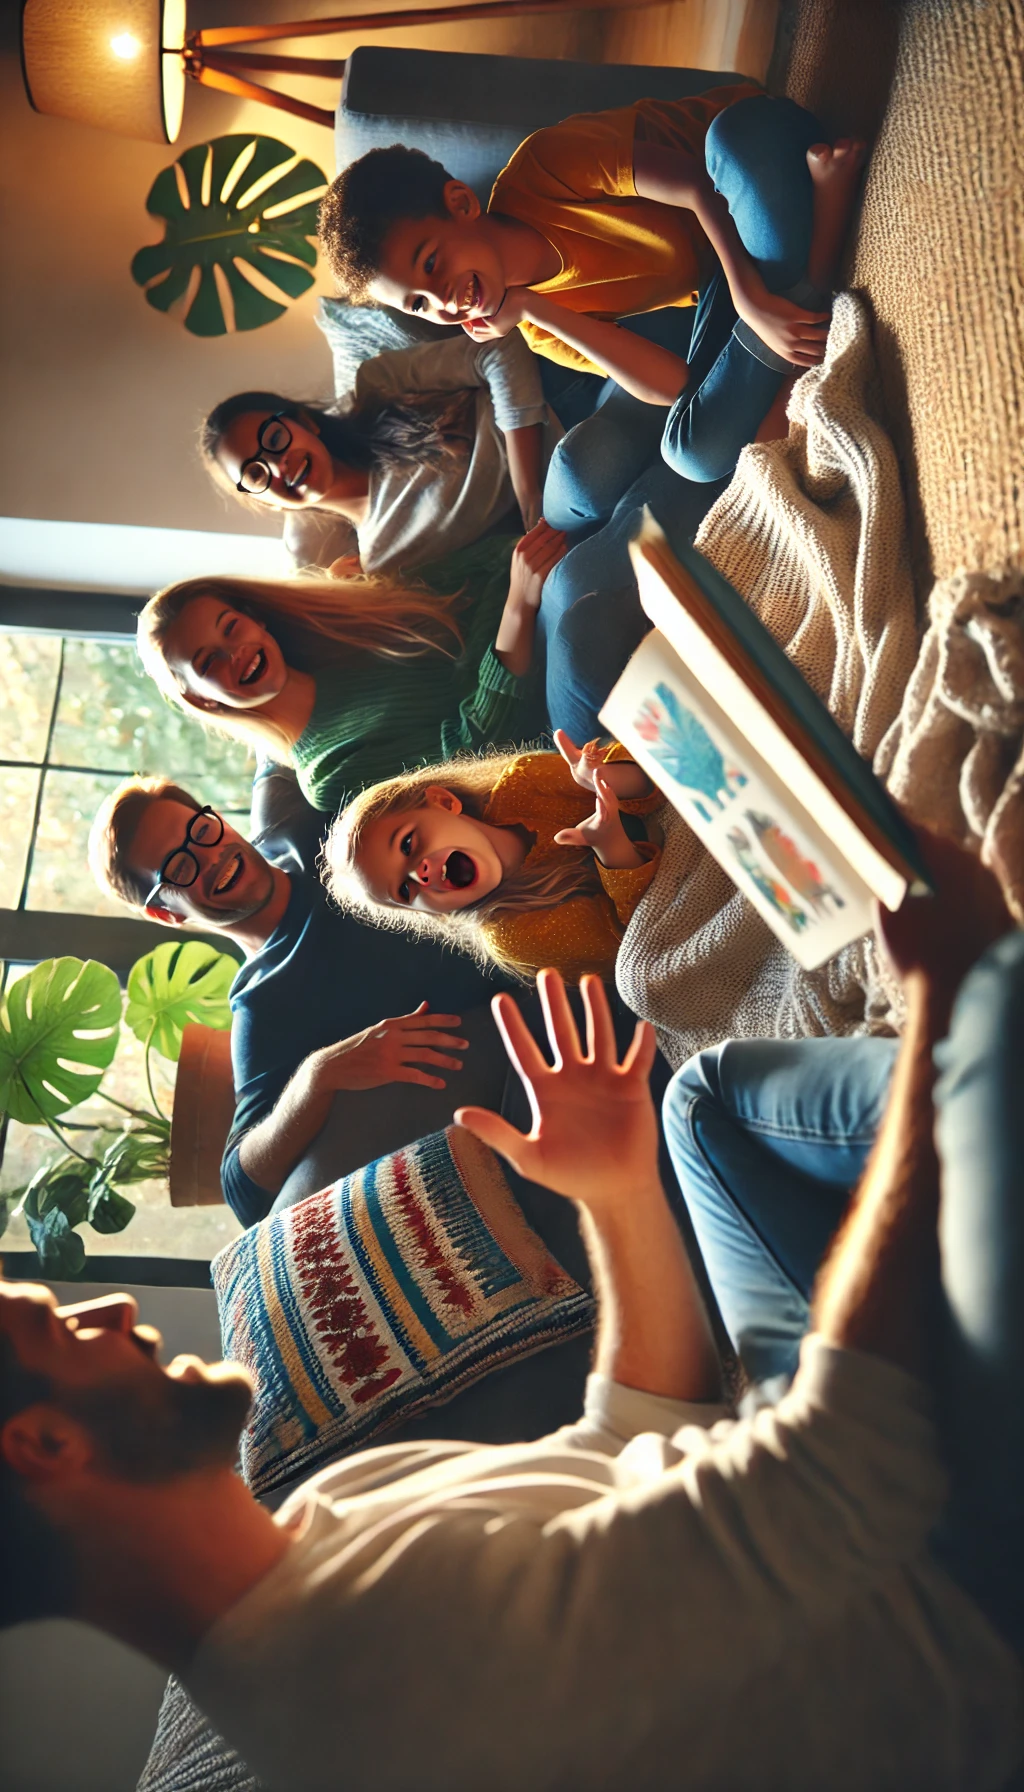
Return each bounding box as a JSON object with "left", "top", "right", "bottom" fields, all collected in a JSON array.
[
  {"left": 541, "top": 309, "right": 696, "bottom": 533},
  {"left": 663, "top": 1034, "right": 896, "bottom": 1384},
  {"left": 662, "top": 94, "right": 826, "bottom": 484},
  {"left": 664, "top": 931, "right": 1024, "bottom": 1651},
  {"left": 541, "top": 460, "right": 728, "bottom": 740}
]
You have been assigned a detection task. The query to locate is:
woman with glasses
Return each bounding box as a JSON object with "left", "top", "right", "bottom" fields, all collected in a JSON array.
[
  {"left": 135, "top": 526, "right": 564, "bottom": 815},
  {"left": 200, "top": 326, "right": 556, "bottom": 578}
]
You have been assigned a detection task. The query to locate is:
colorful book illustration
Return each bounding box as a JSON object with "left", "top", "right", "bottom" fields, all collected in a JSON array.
[{"left": 600, "top": 514, "right": 930, "bottom": 971}]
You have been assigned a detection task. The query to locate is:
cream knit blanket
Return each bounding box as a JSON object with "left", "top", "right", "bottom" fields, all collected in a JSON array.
[
  {"left": 881, "top": 562, "right": 1024, "bottom": 917},
  {"left": 616, "top": 292, "right": 920, "bottom": 1067}
]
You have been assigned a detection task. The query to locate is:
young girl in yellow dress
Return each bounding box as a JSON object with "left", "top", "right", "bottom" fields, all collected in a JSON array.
[{"left": 324, "top": 731, "right": 662, "bottom": 983}]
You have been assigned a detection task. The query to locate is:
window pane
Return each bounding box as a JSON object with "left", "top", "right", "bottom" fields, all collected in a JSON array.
[
  {"left": 0, "top": 767, "right": 40, "bottom": 907},
  {"left": 50, "top": 639, "right": 254, "bottom": 806},
  {"left": 0, "top": 965, "right": 242, "bottom": 1262},
  {"left": 0, "top": 635, "right": 60, "bottom": 762},
  {"left": 26, "top": 769, "right": 252, "bottom": 916},
  {"left": 27, "top": 770, "right": 134, "bottom": 916}
]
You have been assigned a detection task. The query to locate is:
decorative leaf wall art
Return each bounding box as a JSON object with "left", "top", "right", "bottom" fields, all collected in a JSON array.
[{"left": 131, "top": 133, "right": 328, "bottom": 337}]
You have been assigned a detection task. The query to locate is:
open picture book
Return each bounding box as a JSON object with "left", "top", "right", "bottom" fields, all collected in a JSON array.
[{"left": 599, "top": 514, "right": 931, "bottom": 971}]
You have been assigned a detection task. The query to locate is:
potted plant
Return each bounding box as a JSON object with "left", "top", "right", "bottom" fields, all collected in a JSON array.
[{"left": 0, "top": 940, "right": 237, "bottom": 1278}]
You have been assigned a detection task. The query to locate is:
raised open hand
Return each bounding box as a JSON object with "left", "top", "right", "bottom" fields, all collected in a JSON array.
[
  {"left": 554, "top": 729, "right": 606, "bottom": 793},
  {"left": 455, "top": 970, "right": 658, "bottom": 1212},
  {"left": 554, "top": 770, "right": 644, "bottom": 869}
]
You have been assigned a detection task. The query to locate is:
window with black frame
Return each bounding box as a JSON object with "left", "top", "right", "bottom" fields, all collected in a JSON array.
[{"left": 0, "top": 622, "right": 252, "bottom": 1265}]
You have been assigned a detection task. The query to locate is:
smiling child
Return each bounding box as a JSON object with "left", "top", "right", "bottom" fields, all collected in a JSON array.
[{"left": 324, "top": 732, "right": 662, "bottom": 983}]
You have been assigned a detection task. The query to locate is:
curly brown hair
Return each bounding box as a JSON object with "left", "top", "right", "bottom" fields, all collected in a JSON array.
[{"left": 318, "top": 145, "right": 454, "bottom": 301}]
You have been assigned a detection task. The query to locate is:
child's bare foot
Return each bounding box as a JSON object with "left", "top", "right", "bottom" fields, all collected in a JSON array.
[
  {"left": 805, "top": 139, "right": 868, "bottom": 291},
  {"left": 754, "top": 373, "right": 797, "bottom": 445}
]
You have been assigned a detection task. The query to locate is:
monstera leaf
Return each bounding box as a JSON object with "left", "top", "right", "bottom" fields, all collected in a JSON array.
[
  {"left": 0, "top": 959, "right": 122, "bottom": 1125},
  {"left": 125, "top": 940, "right": 236, "bottom": 1063},
  {"left": 131, "top": 133, "right": 328, "bottom": 337}
]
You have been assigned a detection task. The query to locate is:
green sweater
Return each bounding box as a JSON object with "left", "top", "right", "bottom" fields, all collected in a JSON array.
[{"left": 291, "top": 536, "right": 546, "bottom": 813}]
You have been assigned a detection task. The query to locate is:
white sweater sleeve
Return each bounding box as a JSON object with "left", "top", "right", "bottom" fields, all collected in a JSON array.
[{"left": 555, "top": 1372, "right": 735, "bottom": 1457}]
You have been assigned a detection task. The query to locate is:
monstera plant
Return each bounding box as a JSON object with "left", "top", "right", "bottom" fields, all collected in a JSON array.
[
  {"left": 0, "top": 941, "right": 236, "bottom": 1278},
  {"left": 132, "top": 133, "right": 328, "bottom": 336}
]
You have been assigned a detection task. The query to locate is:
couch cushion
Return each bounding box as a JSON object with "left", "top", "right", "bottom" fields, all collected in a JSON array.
[
  {"left": 336, "top": 47, "right": 734, "bottom": 195},
  {"left": 213, "top": 1124, "right": 594, "bottom": 1497}
]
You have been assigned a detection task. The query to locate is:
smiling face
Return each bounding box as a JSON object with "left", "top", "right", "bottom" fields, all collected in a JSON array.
[
  {"left": 367, "top": 182, "right": 510, "bottom": 325},
  {"left": 163, "top": 595, "right": 286, "bottom": 713},
  {"left": 0, "top": 1283, "right": 253, "bottom": 1485},
  {"left": 215, "top": 409, "right": 335, "bottom": 511},
  {"left": 128, "top": 796, "right": 275, "bottom": 928},
  {"left": 355, "top": 786, "right": 510, "bottom": 914}
]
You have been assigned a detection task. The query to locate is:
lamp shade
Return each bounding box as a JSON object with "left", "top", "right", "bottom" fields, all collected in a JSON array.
[{"left": 21, "top": 0, "right": 187, "bottom": 144}]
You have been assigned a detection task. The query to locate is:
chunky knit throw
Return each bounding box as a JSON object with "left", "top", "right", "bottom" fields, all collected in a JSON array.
[
  {"left": 616, "top": 292, "right": 919, "bottom": 1066},
  {"left": 880, "top": 564, "right": 1024, "bottom": 919}
]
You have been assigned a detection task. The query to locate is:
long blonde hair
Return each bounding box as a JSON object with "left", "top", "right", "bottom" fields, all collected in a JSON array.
[
  {"left": 137, "top": 570, "right": 464, "bottom": 758},
  {"left": 323, "top": 751, "right": 602, "bottom": 979}
]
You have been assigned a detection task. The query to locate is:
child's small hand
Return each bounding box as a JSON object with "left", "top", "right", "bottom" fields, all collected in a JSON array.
[
  {"left": 555, "top": 730, "right": 654, "bottom": 801},
  {"left": 555, "top": 729, "right": 607, "bottom": 793},
  {"left": 734, "top": 278, "right": 831, "bottom": 368},
  {"left": 462, "top": 287, "right": 527, "bottom": 341},
  {"left": 555, "top": 770, "right": 645, "bottom": 870}
]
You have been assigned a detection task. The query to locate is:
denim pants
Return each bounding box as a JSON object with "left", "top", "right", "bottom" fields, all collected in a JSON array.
[
  {"left": 662, "top": 93, "right": 826, "bottom": 484},
  {"left": 541, "top": 309, "right": 696, "bottom": 533},
  {"left": 663, "top": 930, "right": 1024, "bottom": 1650},
  {"left": 540, "top": 458, "right": 728, "bottom": 740}
]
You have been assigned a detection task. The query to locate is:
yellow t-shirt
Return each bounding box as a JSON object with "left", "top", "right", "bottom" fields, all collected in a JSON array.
[
  {"left": 481, "top": 750, "right": 662, "bottom": 984},
  {"left": 488, "top": 84, "right": 762, "bottom": 375}
]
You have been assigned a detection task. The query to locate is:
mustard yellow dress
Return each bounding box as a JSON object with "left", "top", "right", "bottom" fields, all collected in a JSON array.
[{"left": 480, "top": 750, "right": 661, "bottom": 982}]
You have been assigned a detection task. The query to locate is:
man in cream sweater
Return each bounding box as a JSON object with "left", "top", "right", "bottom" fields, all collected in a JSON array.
[{"left": 1, "top": 837, "right": 1022, "bottom": 1790}]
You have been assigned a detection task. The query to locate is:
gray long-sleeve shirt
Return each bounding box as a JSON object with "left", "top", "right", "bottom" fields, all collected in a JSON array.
[
  {"left": 285, "top": 317, "right": 557, "bottom": 575},
  {"left": 185, "top": 1336, "right": 1024, "bottom": 1792}
]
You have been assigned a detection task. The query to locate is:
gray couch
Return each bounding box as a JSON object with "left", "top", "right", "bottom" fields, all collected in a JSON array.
[{"left": 336, "top": 45, "right": 734, "bottom": 193}]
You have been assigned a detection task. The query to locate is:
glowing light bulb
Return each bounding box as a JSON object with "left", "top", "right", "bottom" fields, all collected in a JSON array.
[{"left": 110, "top": 32, "right": 141, "bottom": 60}]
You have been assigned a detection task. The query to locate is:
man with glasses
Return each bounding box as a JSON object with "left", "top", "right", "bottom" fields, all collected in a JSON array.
[{"left": 88, "top": 775, "right": 503, "bottom": 1226}]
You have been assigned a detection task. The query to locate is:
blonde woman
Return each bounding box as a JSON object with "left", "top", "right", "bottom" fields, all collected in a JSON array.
[
  {"left": 323, "top": 733, "right": 662, "bottom": 983},
  {"left": 137, "top": 528, "right": 563, "bottom": 814}
]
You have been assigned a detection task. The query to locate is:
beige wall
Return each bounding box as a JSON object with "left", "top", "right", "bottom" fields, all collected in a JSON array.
[{"left": 0, "top": 1, "right": 769, "bottom": 544}]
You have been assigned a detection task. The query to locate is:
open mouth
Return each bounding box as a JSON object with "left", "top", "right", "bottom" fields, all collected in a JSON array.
[
  {"left": 442, "top": 850, "right": 477, "bottom": 890},
  {"left": 212, "top": 851, "right": 245, "bottom": 897},
  {"left": 239, "top": 647, "right": 267, "bottom": 687},
  {"left": 284, "top": 452, "right": 311, "bottom": 493},
  {"left": 455, "top": 272, "right": 482, "bottom": 317}
]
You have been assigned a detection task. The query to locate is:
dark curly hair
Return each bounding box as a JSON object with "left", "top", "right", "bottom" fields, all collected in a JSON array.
[{"left": 318, "top": 145, "right": 454, "bottom": 301}]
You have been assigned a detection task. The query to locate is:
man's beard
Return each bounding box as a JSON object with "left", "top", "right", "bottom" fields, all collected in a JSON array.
[{"left": 65, "top": 1368, "right": 254, "bottom": 1482}]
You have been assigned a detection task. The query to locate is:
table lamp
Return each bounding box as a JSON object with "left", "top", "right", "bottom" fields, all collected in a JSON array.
[{"left": 20, "top": 0, "right": 626, "bottom": 141}]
